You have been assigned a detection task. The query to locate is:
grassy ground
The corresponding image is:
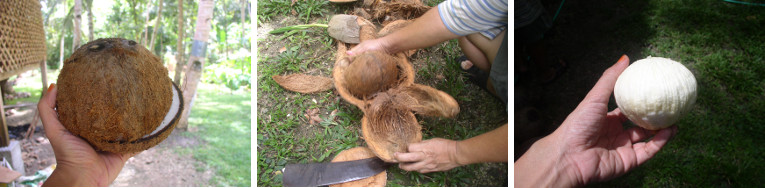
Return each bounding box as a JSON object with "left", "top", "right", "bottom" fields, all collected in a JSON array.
[
  {"left": 182, "top": 83, "right": 251, "bottom": 186},
  {"left": 256, "top": 0, "right": 508, "bottom": 186},
  {"left": 595, "top": 0, "right": 765, "bottom": 186},
  {"left": 517, "top": 0, "right": 764, "bottom": 186},
  {"left": 8, "top": 69, "right": 251, "bottom": 186}
]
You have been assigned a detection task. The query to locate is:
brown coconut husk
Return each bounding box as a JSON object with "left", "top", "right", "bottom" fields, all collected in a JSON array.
[
  {"left": 361, "top": 92, "right": 421, "bottom": 162},
  {"left": 395, "top": 84, "right": 460, "bottom": 118},
  {"left": 57, "top": 38, "right": 176, "bottom": 153},
  {"left": 365, "top": 0, "right": 430, "bottom": 22},
  {"left": 329, "top": 147, "right": 387, "bottom": 187},
  {"left": 272, "top": 74, "right": 334, "bottom": 93}
]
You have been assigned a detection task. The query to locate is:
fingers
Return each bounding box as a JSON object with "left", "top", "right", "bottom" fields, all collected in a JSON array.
[
  {"left": 582, "top": 55, "right": 630, "bottom": 105},
  {"left": 607, "top": 108, "right": 629, "bottom": 124},
  {"left": 39, "top": 84, "right": 67, "bottom": 142},
  {"left": 634, "top": 125, "right": 678, "bottom": 164}
]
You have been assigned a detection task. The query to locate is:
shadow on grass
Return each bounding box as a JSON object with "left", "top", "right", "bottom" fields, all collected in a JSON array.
[
  {"left": 555, "top": 0, "right": 765, "bottom": 187},
  {"left": 515, "top": 0, "right": 653, "bottom": 158}
]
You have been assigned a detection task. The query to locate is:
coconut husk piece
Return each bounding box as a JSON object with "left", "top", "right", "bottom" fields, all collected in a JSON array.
[
  {"left": 394, "top": 84, "right": 460, "bottom": 118},
  {"left": 272, "top": 74, "right": 334, "bottom": 94},
  {"left": 361, "top": 92, "right": 421, "bottom": 162},
  {"left": 367, "top": 0, "right": 431, "bottom": 21},
  {"left": 329, "top": 147, "right": 387, "bottom": 187}
]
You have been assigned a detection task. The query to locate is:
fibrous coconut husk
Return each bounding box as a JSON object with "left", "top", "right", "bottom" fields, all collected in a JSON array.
[
  {"left": 364, "top": 0, "right": 430, "bottom": 22},
  {"left": 272, "top": 74, "right": 334, "bottom": 93},
  {"left": 331, "top": 17, "right": 457, "bottom": 163},
  {"left": 57, "top": 38, "right": 179, "bottom": 154},
  {"left": 361, "top": 93, "right": 421, "bottom": 162},
  {"left": 395, "top": 84, "right": 460, "bottom": 118},
  {"left": 329, "top": 147, "right": 387, "bottom": 187}
]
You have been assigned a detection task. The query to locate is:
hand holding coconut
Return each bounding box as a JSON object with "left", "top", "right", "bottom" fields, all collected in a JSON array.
[
  {"left": 515, "top": 55, "right": 681, "bottom": 187},
  {"left": 39, "top": 85, "right": 137, "bottom": 186}
]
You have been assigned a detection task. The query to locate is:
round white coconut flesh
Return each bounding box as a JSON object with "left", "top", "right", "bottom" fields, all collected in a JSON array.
[{"left": 614, "top": 57, "right": 697, "bottom": 130}]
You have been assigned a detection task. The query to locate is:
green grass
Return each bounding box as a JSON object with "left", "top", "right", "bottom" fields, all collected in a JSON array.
[
  {"left": 256, "top": 1, "right": 508, "bottom": 186},
  {"left": 589, "top": 0, "right": 765, "bottom": 187},
  {"left": 185, "top": 83, "right": 251, "bottom": 186}
]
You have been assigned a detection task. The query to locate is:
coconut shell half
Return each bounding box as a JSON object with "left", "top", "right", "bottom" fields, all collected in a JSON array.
[
  {"left": 333, "top": 43, "right": 414, "bottom": 108},
  {"left": 361, "top": 92, "right": 422, "bottom": 162},
  {"left": 329, "top": 147, "right": 387, "bottom": 187},
  {"left": 56, "top": 38, "right": 181, "bottom": 154}
]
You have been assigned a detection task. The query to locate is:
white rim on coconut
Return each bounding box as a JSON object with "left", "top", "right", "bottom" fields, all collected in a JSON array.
[{"left": 142, "top": 84, "right": 182, "bottom": 139}]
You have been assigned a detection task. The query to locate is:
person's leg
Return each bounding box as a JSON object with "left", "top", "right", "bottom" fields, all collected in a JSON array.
[{"left": 458, "top": 30, "right": 507, "bottom": 73}]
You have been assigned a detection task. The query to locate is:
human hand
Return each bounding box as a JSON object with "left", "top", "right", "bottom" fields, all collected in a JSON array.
[
  {"left": 39, "top": 84, "right": 138, "bottom": 186},
  {"left": 515, "top": 55, "right": 678, "bottom": 187},
  {"left": 346, "top": 38, "right": 393, "bottom": 57},
  {"left": 393, "top": 138, "right": 463, "bottom": 173}
]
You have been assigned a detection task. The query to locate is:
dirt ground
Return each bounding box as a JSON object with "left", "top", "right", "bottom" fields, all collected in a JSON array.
[{"left": 11, "top": 122, "right": 212, "bottom": 186}]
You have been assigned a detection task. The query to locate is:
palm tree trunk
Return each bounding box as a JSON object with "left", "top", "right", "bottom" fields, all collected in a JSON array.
[
  {"left": 72, "top": 0, "right": 82, "bottom": 51},
  {"left": 173, "top": 0, "right": 185, "bottom": 86},
  {"left": 178, "top": 0, "right": 214, "bottom": 129},
  {"left": 88, "top": 0, "right": 94, "bottom": 41},
  {"left": 149, "top": 0, "right": 164, "bottom": 51}
]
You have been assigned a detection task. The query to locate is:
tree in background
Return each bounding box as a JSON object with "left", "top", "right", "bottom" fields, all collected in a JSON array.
[
  {"left": 179, "top": 0, "right": 214, "bottom": 129},
  {"left": 174, "top": 0, "right": 185, "bottom": 86}
]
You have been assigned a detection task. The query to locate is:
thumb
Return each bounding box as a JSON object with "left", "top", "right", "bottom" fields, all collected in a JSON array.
[{"left": 39, "top": 84, "right": 66, "bottom": 141}]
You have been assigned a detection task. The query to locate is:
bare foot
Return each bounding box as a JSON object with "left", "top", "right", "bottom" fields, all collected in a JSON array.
[{"left": 460, "top": 60, "right": 473, "bottom": 70}]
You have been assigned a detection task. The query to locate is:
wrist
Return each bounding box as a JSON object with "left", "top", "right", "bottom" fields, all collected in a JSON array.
[
  {"left": 514, "top": 134, "right": 579, "bottom": 188},
  {"left": 44, "top": 164, "right": 100, "bottom": 186}
]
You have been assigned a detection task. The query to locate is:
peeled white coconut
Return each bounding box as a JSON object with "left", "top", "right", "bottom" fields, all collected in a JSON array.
[{"left": 614, "top": 57, "right": 697, "bottom": 130}]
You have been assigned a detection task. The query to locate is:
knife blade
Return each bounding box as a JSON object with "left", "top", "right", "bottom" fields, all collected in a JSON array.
[{"left": 282, "top": 157, "right": 390, "bottom": 187}]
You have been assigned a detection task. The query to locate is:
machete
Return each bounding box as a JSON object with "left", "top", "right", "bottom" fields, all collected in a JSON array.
[{"left": 282, "top": 157, "right": 390, "bottom": 187}]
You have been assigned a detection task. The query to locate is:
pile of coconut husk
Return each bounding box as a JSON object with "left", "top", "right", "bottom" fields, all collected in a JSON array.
[
  {"left": 272, "top": 16, "right": 459, "bottom": 163},
  {"left": 355, "top": 0, "right": 431, "bottom": 24}
]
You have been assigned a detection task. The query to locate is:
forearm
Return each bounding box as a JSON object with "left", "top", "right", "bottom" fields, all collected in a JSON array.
[
  {"left": 380, "top": 7, "right": 459, "bottom": 54},
  {"left": 454, "top": 124, "right": 508, "bottom": 165},
  {"left": 514, "top": 132, "right": 578, "bottom": 188}
]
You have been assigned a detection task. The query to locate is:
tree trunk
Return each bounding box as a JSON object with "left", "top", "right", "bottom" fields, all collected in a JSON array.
[
  {"left": 149, "top": 0, "right": 164, "bottom": 51},
  {"left": 178, "top": 0, "right": 214, "bottom": 129},
  {"left": 73, "top": 0, "right": 83, "bottom": 51},
  {"left": 0, "top": 79, "right": 16, "bottom": 97},
  {"left": 142, "top": 5, "right": 151, "bottom": 46},
  {"left": 88, "top": 0, "right": 94, "bottom": 41},
  {"left": 240, "top": 0, "right": 246, "bottom": 41},
  {"left": 173, "top": 0, "right": 185, "bottom": 86},
  {"left": 59, "top": 35, "right": 65, "bottom": 69}
]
